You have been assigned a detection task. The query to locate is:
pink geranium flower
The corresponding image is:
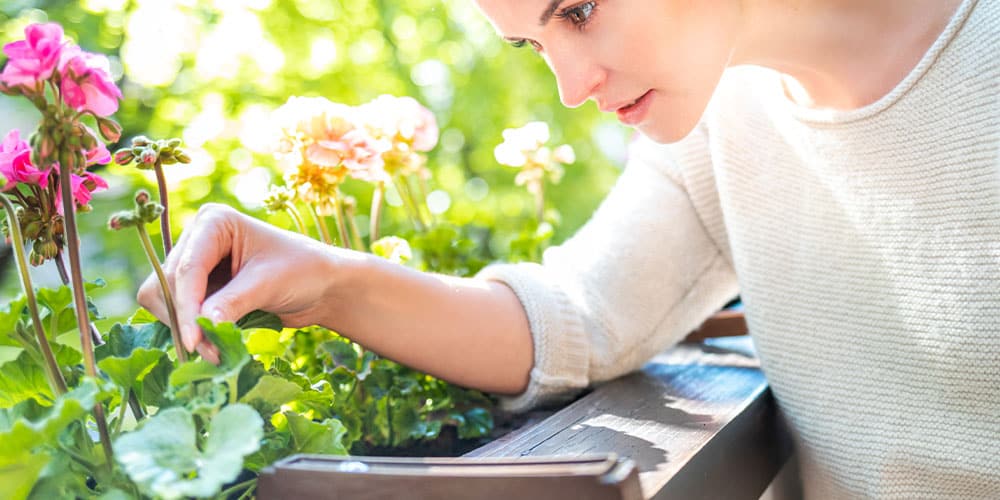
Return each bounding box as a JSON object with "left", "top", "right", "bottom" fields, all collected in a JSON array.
[
  {"left": 56, "top": 171, "right": 108, "bottom": 212},
  {"left": 84, "top": 127, "right": 112, "bottom": 166},
  {"left": 0, "top": 130, "right": 51, "bottom": 189},
  {"left": 361, "top": 95, "right": 439, "bottom": 152},
  {"left": 0, "top": 23, "right": 66, "bottom": 88},
  {"left": 59, "top": 46, "right": 122, "bottom": 117}
]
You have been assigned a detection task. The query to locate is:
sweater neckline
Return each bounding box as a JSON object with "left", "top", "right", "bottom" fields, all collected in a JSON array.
[{"left": 777, "top": 0, "right": 978, "bottom": 125}]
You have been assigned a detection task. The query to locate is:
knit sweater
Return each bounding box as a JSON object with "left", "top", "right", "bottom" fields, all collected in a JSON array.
[{"left": 476, "top": 0, "right": 999, "bottom": 497}]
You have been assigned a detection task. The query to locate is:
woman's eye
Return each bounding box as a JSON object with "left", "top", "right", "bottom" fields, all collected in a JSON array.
[
  {"left": 509, "top": 39, "right": 543, "bottom": 52},
  {"left": 556, "top": 2, "right": 596, "bottom": 28}
]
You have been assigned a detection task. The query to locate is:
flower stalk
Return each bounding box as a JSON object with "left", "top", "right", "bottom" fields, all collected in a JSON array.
[
  {"left": 331, "top": 193, "right": 352, "bottom": 250},
  {"left": 109, "top": 191, "right": 188, "bottom": 363},
  {"left": 370, "top": 182, "right": 384, "bottom": 242},
  {"left": 1, "top": 192, "right": 67, "bottom": 396},
  {"left": 56, "top": 150, "right": 115, "bottom": 467}
]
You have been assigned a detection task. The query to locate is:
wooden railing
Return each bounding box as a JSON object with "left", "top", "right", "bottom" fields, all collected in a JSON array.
[{"left": 259, "top": 313, "right": 793, "bottom": 499}]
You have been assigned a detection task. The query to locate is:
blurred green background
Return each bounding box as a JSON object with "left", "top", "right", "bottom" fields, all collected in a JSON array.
[{"left": 0, "top": 0, "right": 628, "bottom": 320}]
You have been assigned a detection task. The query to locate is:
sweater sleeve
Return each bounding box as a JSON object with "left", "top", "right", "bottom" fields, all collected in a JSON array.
[{"left": 477, "top": 130, "right": 740, "bottom": 412}]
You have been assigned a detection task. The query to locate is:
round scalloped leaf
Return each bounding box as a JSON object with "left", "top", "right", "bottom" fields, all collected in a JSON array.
[{"left": 113, "top": 404, "right": 263, "bottom": 499}]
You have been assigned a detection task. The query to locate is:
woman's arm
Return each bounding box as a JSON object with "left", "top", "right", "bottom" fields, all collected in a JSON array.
[{"left": 137, "top": 203, "right": 534, "bottom": 395}]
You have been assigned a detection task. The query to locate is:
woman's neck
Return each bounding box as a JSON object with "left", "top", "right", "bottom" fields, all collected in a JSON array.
[{"left": 730, "top": 0, "right": 965, "bottom": 110}]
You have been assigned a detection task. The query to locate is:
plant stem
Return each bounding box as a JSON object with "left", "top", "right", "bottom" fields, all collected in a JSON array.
[
  {"left": 1, "top": 194, "right": 67, "bottom": 396},
  {"left": 370, "top": 183, "right": 384, "bottom": 243},
  {"left": 114, "top": 389, "right": 130, "bottom": 435},
  {"left": 56, "top": 155, "right": 114, "bottom": 467},
  {"left": 284, "top": 203, "right": 308, "bottom": 236},
  {"left": 344, "top": 202, "right": 364, "bottom": 251},
  {"left": 415, "top": 173, "right": 436, "bottom": 225},
  {"left": 218, "top": 479, "right": 256, "bottom": 500},
  {"left": 331, "top": 194, "right": 352, "bottom": 250},
  {"left": 55, "top": 251, "right": 104, "bottom": 347},
  {"left": 533, "top": 182, "right": 545, "bottom": 223},
  {"left": 307, "top": 204, "right": 332, "bottom": 245},
  {"left": 392, "top": 176, "right": 424, "bottom": 232},
  {"left": 136, "top": 224, "right": 188, "bottom": 363},
  {"left": 153, "top": 160, "right": 173, "bottom": 256}
]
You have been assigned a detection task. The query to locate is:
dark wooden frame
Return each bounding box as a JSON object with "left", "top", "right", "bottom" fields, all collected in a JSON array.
[{"left": 259, "top": 313, "right": 794, "bottom": 499}]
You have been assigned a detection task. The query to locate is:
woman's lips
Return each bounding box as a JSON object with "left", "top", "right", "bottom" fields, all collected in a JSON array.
[{"left": 616, "top": 90, "right": 654, "bottom": 126}]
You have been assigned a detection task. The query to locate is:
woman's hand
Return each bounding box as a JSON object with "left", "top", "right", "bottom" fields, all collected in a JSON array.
[{"left": 137, "top": 203, "right": 361, "bottom": 361}]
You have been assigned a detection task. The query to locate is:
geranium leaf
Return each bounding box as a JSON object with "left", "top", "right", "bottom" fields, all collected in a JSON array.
[
  {"left": 26, "top": 451, "right": 92, "bottom": 500},
  {"left": 0, "top": 450, "right": 50, "bottom": 500},
  {"left": 0, "top": 296, "right": 27, "bottom": 347},
  {"left": 245, "top": 329, "right": 285, "bottom": 369},
  {"left": 96, "top": 348, "right": 164, "bottom": 389},
  {"left": 127, "top": 308, "right": 159, "bottom": 325},
  {"left": 285, "top": 412, "right": 348, "bottom": 455},
  {"left": 197, "top": 318, "right": 249, "bottom": 377},
  {"left": 113, "top": 404, "right": 262, "bottom": 499},
  {"left": 239, "top": 375, "right": 302, "bottom": 417},
  {"left": 243, "top": 430, "right": 292, "bottom": 473},
  {"left": 167, "top": 360, "right": 220, "bottom": 388},
  {"left": 96, "top": 322, "right": 172, "bottom": 362},
  {"left": 134, "top": 356, "right": 173, "bottom": 408},
  {"left": 457, "top": 407, "right": 493, "bottom": 439},
  {"left": 0, "top": 378, "right": 105, "bottom": 451},
  {"left": 236, "top": 310, "right": 283, "bottom": 331},
  {"left": 0, "top": 352, "right": 54, "bottom": 408}
]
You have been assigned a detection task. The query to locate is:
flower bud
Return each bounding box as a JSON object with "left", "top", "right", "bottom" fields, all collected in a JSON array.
[
  {"left": 166, "top": 138, "right": 182, "bottom": 150},
  {"left": 81, "top": 128, "right": 98, "bottom": 152},
  {"left": 139, "top": 202, "right": 164, "bottom": 224},
  {"left": 113, "top": 148, "right": 135, "bottom": 165},
  {"left": 39, "top": 134, "right": 57, "bottom": 161},
  {"left": 33, "top": 238, "right": 59, "bottom": 261},
  {"left": 108, "top": 210, "right": 140, "bottom": 230},
  {"left": 135, "top": 190, "right": 151, "bottom": 205},
  {"left": 139, "top": 149, "right": 158, "bottom": 165},
  {"left": 174, "top": 151, "right": 191, "bottom": 164},
  {"left": 131, "top": 136, "right": 151, "bottom": 147},
  {"left": 108, "top": 215, "right": 123, "bottom": 231},
  {"left": 97, "top": 117, "right": 123, "bottom": 143}
]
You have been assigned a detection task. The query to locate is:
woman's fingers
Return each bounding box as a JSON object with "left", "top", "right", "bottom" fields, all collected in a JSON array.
[
  {"left": 172, "top": 204, "right": 237, "bottom": 352},
  {"left": 200, "top": 263, "right": 268, "bottom": 326}
]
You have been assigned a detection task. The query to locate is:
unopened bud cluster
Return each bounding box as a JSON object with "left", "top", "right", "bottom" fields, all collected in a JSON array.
[
  {"left": 108, "top": 190, "right": 164, "bottom": 230},
  {"left": 113, "top": 136, "right": 191, "bottom": 169}
]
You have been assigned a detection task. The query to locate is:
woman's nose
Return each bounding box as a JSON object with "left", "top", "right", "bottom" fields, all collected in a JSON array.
[{"left": 545, "top": 49, "right": 604, "bottom": 109}]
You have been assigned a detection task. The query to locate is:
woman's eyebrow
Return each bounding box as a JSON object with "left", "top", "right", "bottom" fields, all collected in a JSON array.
[{"left": 539, "top": 0, "right": 566, "bottom": 25}]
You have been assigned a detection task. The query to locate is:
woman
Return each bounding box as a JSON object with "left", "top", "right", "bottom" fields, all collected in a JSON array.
[{"left": 141, "top": 0, "right": 999, "bottom": 497}]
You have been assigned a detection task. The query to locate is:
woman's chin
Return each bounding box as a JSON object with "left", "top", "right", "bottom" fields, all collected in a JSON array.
[{"left": 637, "top": 119, "right": 698, "bottom": 145}]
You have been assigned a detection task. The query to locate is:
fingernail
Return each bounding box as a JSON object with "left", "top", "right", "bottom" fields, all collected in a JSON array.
[
  {"left": 181, "top": 324, "right": 196, "bottom": 352},
  {"left": 209, "top": 308, "right": 224, "bottom": 323}
]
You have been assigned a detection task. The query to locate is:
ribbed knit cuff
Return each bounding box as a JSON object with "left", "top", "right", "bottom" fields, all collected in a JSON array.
[{"left": 475, "top": 262, "right": 590, "bottom": 412}]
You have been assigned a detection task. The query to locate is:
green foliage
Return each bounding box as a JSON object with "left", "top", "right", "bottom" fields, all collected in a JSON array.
[
  {"left": 0, "top": 1, "right": 630, "bottom": 497},
  {"left": 112, "top": 404, "right": 263, "bottom": 499}
]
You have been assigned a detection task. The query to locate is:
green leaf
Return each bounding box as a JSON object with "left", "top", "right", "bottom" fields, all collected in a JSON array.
[
  {"left": 245, "top": 329, "right": 285, "bottom": 369},
  {"left": 0, "top": 296, "right": 27, "bottom": 347},
  {"left": 26, "top": 452, "right": 92, "bottom": 500},
  {"left": 0, "top": 450, "right": 50, "bottom": 500},
  {"left": 285, "top": 412, "right": 348, "bottom": 455},
  {"left": 51, "top": 343, "right": 82, "bottom": 367},
  {"left": 134, "top": 355, "right": 173, "bottom": 408},
  {"left": 243, "top": 430, "right": 292, "bottom": 473},
  {"left": 240, "top": 375, "right": 302, "bottom": 417},
  {"left": 113, "top": 404, "right": 263, "bottom": 499},
  {"left": 0, "top": 352, "right": 54, "bottom": 408},
  {"left": 199, "top": 318, "right": 250, "bottom": 377},
  {"left": 127, "top": 308, "right": 159, "bottom": 325},
  {"left": 97, "top": 348, "right": 165, "bottom": 390},
  {"left": 0, "top": 378, "right": 106, "bottom": 452},
  {"left": 167, "top": 360, "right": 221, "bottom": 388},
  {"left": 236, "top": 310, "right": 283, "bottom": 331},
  {"left": 457, "top": 407, "right": 493, "bottom": 439},
  {"left": 96, "top": 322, "right": 172, "bottom": 362}
]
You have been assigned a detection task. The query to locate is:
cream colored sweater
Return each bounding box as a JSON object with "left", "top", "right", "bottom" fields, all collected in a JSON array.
[{"left": 477, "top": 0, "right": 999, "bottom": 497}]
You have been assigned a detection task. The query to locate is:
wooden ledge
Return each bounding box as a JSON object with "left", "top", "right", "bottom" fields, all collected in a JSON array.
[{"left": 466, "top": 336, "right": 792, "bottom": 499}]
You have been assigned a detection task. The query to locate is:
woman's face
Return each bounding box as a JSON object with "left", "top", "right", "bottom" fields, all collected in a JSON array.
[{"left": 474, "top": 0, "right": 740, "bottom": 143}]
